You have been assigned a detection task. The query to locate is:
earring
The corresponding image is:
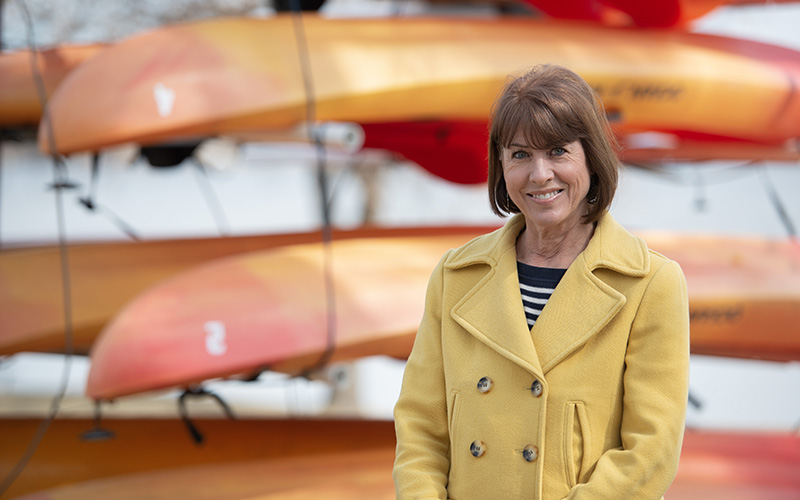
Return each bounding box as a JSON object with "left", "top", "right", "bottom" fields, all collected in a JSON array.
[{"left": 587, "top": 175, "right": 599, "bottom": 204}]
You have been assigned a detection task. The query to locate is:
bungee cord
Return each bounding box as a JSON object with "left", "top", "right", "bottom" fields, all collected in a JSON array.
[
  {"left": 0, "top": 1, "right": 75, "bottom": 496},
  {"left": 282, "top": 0, "right": 340, "bottom": 378},
  {"left": 190, "top": 156, "right": 233, "bottom": 237},
  {"left": 78, "top": 153, "right": 141, "bottom": 241},
  {"left": 758, "top": 166, "right": 797, "bottom": 239}
]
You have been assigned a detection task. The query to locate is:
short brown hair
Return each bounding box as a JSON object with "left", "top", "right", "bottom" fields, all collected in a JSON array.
[{"left": 487, "top": 64, "right": 619, "bottom": 223}]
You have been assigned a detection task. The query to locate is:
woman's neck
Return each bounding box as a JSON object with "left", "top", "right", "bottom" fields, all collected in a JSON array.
[{"left": 516, "top": 220, "right": 595, "bottom": 269}]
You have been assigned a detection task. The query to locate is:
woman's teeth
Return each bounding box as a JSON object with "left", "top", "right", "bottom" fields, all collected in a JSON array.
[{"left": 530, "top": 190, "right": 561, "bottom": 200}]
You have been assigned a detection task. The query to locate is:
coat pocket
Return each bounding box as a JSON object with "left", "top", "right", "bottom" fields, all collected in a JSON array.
[
  {"left": 564, "top": 401, "right": 591, "bottom": 488},
  {"left": 448, "top": 390, "right": 462, "bottom": 480}
]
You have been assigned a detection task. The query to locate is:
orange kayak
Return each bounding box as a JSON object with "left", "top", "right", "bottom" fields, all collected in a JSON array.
[
  {"left": 0, "top": 226, "right": 490, "bottom": 356},
  {"left": 0, "top": 44, "right": 105, "bottom": 128},
  {"left": 85, "top": 232, "right": 800, "bottom": 401},
  {"left": 642, "top": 232, "right": 800, "bottom": 361},
  {"left": 85, "top": 235, "right": 465, "bottom": 400},
  {"left": 39, "top": 15, "right": 800, "bottom": 181},
  {"left": 0, "top": 232, "right": 323, "bottom": 356},
  {"left": 8, "top": 424, "right": 799, "bottom": 500}
]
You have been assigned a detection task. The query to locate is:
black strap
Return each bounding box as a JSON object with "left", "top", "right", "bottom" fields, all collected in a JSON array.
[
  {"left": 178, "top": 387, "right": 236, "bottom": 445},
  {"left": 760, "top": 167, "right": 797, "bottom": 239},
  {"left": 76, "top": 152, "right": 141, "bottom": 240},
  {"left": 190, "top": 156, "right": 231, "bottom": 237}
]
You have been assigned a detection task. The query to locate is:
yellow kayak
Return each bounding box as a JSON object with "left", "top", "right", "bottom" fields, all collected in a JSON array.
[{"left": 38, "top": 15, "right": 800, "bottom": 181}]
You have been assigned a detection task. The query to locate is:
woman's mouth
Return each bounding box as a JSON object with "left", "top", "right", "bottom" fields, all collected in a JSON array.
[{"left": 529, "top": 189, "right": 563, "bottom": 200}]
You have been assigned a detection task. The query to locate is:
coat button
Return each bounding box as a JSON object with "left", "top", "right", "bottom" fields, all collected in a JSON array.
[
  {"left": 522, "top": 444, "right": 539, "bottom": 462},
  {"left": 470, "top": 440, "right": 486, "bottom": 458},
  {"left": 530, "top": 379, "right": 543, "bottom": 397},
  {"left": 477, "top": 377, "right": 493, "bottom": 394}
]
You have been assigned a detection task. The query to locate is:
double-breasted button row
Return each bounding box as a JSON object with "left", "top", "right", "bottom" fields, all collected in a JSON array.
[
  {"left": 477, "top": 377, "right": 543, "bottom": 397},
  {"left": 469, "top": 440, "right": 539, "bottom": 462}
]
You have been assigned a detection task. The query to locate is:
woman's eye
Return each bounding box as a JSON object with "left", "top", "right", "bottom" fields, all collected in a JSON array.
[
  {"left": 551, "top": 147, "right": 567, "bottom": 156},
  {"left": 511, "top": 150, "right": 528, "bottom": 159}
]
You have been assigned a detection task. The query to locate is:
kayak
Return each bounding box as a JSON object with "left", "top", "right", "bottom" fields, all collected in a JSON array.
[
  {"left": 85, "top": 231, "right": 800, "bottom": 400},
  {"left": 38, "top": 15, "right": 800, "bottom": 182}
]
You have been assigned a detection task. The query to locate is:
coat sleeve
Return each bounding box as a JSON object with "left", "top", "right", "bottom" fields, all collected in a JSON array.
[
  {"left": 566, "top": 258, "right": 690, "bottom": 500},
  {"left": 393, "top": 251, "right": 452, "bottom": 500}
]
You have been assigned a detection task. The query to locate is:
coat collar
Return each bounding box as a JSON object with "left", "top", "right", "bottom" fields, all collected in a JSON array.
[{"left": 447, "top": 212, "right": 649, "bottom": 376}]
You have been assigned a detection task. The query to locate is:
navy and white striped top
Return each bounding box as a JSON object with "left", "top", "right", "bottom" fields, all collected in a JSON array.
[{"left": 517, "top": 262, "right": 567, "bottom": 328}]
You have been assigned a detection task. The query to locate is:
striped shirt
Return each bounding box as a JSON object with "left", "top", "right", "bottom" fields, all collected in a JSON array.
[{"left": 517, "top": 262, "right": 567, "bottom": 328}]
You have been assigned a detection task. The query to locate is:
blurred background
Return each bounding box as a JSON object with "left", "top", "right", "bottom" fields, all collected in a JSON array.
[{"left": 1, "top": 0, "right": 799, "bottom": 498}]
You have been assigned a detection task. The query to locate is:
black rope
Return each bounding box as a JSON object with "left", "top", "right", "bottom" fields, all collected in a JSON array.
[
  {"left": 0, "top": 2, "right": 76, "bottom": 497},
  {"left": 0, "top": 163, "right": 75, "bottom": 500},
  {"left": 282, "top": 0, "right": 338, "bottom": 377},
  {"left": 77, "top": 153, "right": 141, "bottom": 241},
  {"left": 759, "top": 166, "right": 797, "bottom": 239},
  {"left": 190, "top": 156, "right": 231, "bottom": 237},
  {"left": 178, "top": 387, "right": 236, "bottom": 445},
  {"left": 84, "top": 153, "right": 101, "bottom": 205}
]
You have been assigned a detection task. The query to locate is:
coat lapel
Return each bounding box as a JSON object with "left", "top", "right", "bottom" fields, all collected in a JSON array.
[
  {"left": 448, "top": 216, "right": 544, "bottom": 377},
  {"left": 531, "top": 262, "right": 625, "bottom": 373},
  {"left": 533, "top": 214, "right": 649, "bottom": 373},
  {"left": 450, "top": 243, "right": 544, "bottom": 377},
  {"left": 446, "top": 213, "right": 649, "bottom": 377}
]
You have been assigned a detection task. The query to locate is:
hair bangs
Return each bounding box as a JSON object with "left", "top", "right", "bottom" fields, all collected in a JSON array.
[{"left": 495, "top": 96, "right": 583, "bottom": 153}]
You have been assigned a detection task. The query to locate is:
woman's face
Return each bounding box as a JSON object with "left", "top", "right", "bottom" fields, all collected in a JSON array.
[{"left": 502, "top": 132, "right": 591, "bottom": 235}]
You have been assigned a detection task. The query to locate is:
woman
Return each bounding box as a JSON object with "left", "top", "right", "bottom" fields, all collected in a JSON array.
[{"left": 393, "top": 64, "right": 690, "bottom": 500}]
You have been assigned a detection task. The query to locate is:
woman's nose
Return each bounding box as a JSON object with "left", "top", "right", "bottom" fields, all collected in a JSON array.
[{"left": 529, "top": 158, "right": 554, "bottom": 185}]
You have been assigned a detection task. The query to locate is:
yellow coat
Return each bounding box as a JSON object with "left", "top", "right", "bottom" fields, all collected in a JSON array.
[{"left": 393, "top": 213, "right": 690, "bottom": 500}]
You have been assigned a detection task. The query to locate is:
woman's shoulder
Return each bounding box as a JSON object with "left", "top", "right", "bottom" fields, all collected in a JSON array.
[
  {"left": 590, "top": 213, "right": 685, "bottom": 281},
  {"left": 444, "top": 216, "right": 524, "bottom": 269}
]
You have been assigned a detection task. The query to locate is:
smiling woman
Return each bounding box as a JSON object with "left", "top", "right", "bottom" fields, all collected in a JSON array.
[
  {"left": 500, "top": 139, "right": 592, "bottom": 268},
  {"left": 488, "top": 65, "right": 619, "bottom": 229},
  {"left": 393, "top": 64, "right": 690, "bottom": 500}
]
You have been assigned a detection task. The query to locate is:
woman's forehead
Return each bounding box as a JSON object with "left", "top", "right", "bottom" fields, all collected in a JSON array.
[{"left": 502, "top": 126, "right": 577, "bottom": 149}]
